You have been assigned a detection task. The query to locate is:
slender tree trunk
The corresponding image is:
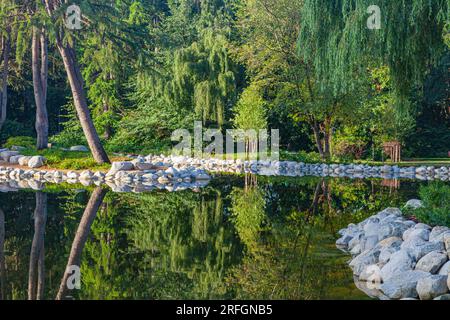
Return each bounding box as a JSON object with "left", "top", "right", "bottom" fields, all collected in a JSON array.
[
  {"left": 310, "top": 119, "right": 325, "bottom": 159},
  {"left": 0, "top": 34, "right": 10, "bottom": 131},
  {"left": 56, "top": 42, "right": 110, "bottom": 164},
  {"left": 0, "top": 208, "right": 5, "bottom": 300},
  {"left": 103, "top": 102, "right": 112, "bottom": 139},
  {"left": 32, "top": 28, "right": 49, "bottom": 150},
  {"left": 43, "top": 0, "right": 109, "bottom": 164},
  {"left": 323, "top": 116, "right": 332, "bottom": 161},
  {"left": 56, "top": 188, "right": 107, "bottom": 300},
  {"left": 28, "top": 192, "right": 47, "bottom": 300}
]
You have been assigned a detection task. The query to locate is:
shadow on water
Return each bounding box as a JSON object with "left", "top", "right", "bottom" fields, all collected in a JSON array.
[{"left": 0, "top": 176, "right": 426, "bottom": 300}]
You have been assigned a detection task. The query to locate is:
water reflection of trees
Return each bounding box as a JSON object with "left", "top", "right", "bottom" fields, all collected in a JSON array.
[
  {"left": 226, "top": 177, "right": 406, "bottom": 300},
  {"left": 0, "top": 178, "right": 418, "bottom": 300},
  {"left": 117, "top": 190, "right": 241, "bottom": 299},
  {"left": 28, "top": 192, "right": 47, "bottom": 300}
]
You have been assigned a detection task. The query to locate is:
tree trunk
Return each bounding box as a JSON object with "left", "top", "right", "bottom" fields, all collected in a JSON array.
[
  {"left": 311, "top": 119, "right": 325, "bottom": 159},
  {"left": 323, "top": 116, "right": 332, "bottom": 161},
  {"left": 0, "top": 34, "right": 10, "bottom": 131},
  {"left": 28, "top": 192, "right": 47, "bottom": 300},
  {"left": 42, "top": 0, "right": 109, "bottom": 164},
  {"left": 56, "top": 42, "right": 110, "bottom": 164},
  {"left": 103, "top": 102, "right": 112, "bottom": 140},
  {"left": 56, "top": 188, "right": 107, "bottom": 300},
  {"left": 0, "top": 208, "right": 5, "bottom": 300},
  {"left": 32, "top": 28, "right": 49, "bottom": 150}
]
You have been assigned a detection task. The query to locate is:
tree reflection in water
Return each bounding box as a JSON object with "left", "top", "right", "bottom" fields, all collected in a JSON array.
[
  {"left": 28, "top": 192, "right": 47, "bottom": 300},
  {"left": 56, "top": 188, "right": 107, "bottom": 300},
  {"left": 0, "top": 177, "right": 418, "bottom": 300}
]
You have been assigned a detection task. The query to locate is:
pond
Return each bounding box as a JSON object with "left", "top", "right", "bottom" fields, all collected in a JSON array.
[{"left": 0, "top": 176, "right": 428, "bottom": 300}]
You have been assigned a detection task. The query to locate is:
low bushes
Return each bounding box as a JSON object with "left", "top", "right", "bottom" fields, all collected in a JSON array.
[{"left": 407, "top": 182, "right": 450, "bottom": 227}]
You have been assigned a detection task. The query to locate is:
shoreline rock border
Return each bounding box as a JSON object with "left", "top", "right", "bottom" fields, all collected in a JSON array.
[
  {"left": 129, "top": 154, "right": 450, "bottom": 181},
  {"left": 337, "top": 200, "right": 450, "bottom": 300}
]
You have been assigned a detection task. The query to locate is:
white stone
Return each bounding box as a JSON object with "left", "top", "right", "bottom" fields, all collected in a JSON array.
[
  {"left": 70, "top": 146, "right": 89, "bottom": 152},
  {"left": 417, "top": 275, "right": 449, "bottom": 300},
  {"left": 438, "top": 261, "right": 450, "bottom": 276},
  {"left": 28, "top": 156, "right": 45, "bottom": 168},
  {"left": 415, "top": 251, "right": 448, "bottom": 274},
  {"left": 405, "top": 199, "right": 424, "bottom": 209},
  {"left": 380, "top": 270, "right": 429, "bottom": 299}
]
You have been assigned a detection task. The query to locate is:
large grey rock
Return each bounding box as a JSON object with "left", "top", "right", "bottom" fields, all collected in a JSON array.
[
  {"left": 360, "top": 235, "right": 380, "bottom": 251},
  {"left": 415, "top": 251, "right": 448, "bottom": 274},
  {"left": 18, "top": 156, "right": 32, "bottom": 166},
  {"left": 70, "top": 145, "right": 89, "bottom": 152},
  {"left": 109, "top": 162, "right": 135, "bottom": 174},
  {"left": 401, "top": 237, "right": 445, "bottom": 261},
  {"left": 8, "top": 155, "right": 24, "bottom": 164},
  {"left": 380, "top": 270, "right": 429, "bottom": 299},
  {"left": 380, "top": 250, "right": 415, "bottom": 281},
  {"left": 403, "top": 228, "right": 430, "bottom": 242},
  {"left": 416, "top": 275, "right": 449, "bottom": 300},
  {"left": 443, "top": 233, "right": 450, "bottom": 258},
  {"left": 429, "top": 227, "right": 450, "bottom": 242},
  {"left": 405, "top": 199, "right": 424, "bottom": 209},
  {"left": 379, "top": 245, "right": 401, "bottom": 265},
  {"left": 380, "top": 208, "right": 403, "bottom": 217},
  {"left": 378, "top": 222, "right": 409, "bottom": 241},
  {"left": 134, "top": 162, "right": 156, "bottom": 171},
  {"left": 433, "top": 294, "right": 450, "bottom": 300},
  {"left": 28, "top": 156, "right": 45, "bottom": 168},
  {"left": 1, "top": 151, "right": 20, "bottom": 161},
  {"left": 438, "top": 261, "right": 450, "bottom": 276},
  {"left": 348, "top": 233, "right": 363, "bottom": 251},
  {"left": 349, "top": 249, "right": 381, "bottom": 276},
  {"left": 378, "top": 237, "right": 403, "bottom": 248},
  {"left": 336, "top": 234, "right": 354, "bottom": 247},
  {"left": 415, "top": 223, "right": 432, "bottom": 231}
]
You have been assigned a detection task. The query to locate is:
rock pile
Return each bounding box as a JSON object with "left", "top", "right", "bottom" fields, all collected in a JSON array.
[
  {"left": 337, "top": 200, "right": 450, "bottom": 300},
  {"left": 0, "top": 148, "right": 46, "bottom": 169},
  {"left": 129, "top": 154, "right": 450, "bottom": 181},
  {"left": 0, "top": 165, "right": 210, "bottom": 193}
]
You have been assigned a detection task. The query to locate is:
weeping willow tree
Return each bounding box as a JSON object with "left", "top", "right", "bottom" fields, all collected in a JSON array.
[
  {"left": 141, "top": 29, "right": 237, "bottom": 128},
  {"left": 298, "top": 0, "right": 449, "bottom": 100}
]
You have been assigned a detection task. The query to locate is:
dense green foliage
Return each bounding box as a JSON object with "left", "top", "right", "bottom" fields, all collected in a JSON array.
[
  {"left": 0, "top": 0, "right": 448, "bottom": 161},
  {"left": 408, "top": 182, "right": 450, "bottom": 227}
]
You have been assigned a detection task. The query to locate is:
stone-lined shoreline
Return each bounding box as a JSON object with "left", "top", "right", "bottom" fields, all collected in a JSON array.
[
  {"left": 337, "top": 200, "right": 450, "bottom": 300},
  {"left": 129, "top": 154, "right": 450, "bottom": 181},
  {"left": 0, "top": 151, "right": 449, "bottom": 193},
  {"left": 0, "top": 164, "right": 211, "bottom": 193}
]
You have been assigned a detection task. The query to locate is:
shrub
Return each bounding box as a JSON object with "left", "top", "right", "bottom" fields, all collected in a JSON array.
[
  {"left": 3, "top": 136, "right": 36, "bottom": 149},
  {"left": 410, "top": 182, "right": 450, "bottom": 227}
]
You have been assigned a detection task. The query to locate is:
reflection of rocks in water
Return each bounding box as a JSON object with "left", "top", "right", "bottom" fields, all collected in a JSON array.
[
  {"left": 0, "top": 166, "right": 211, "bottom": 194},
  {"left": 353, "top": 276, "right": 389, "bottom": 300}
]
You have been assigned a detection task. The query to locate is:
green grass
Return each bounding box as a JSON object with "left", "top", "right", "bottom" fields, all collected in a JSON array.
[{"left": 19, "top": 148, "right": 113, "bottom": 171}]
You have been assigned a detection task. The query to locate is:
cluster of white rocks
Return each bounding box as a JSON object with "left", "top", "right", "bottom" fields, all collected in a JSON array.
[
  {"left": 0, "top": 163, "right": 211, "bottom": 193},
  {"left": 127, "top": 154, "right": 450, "bottom": 181},
  {"left": 0, "top": 148, "right": 46, "bottom": 168},
  {"left": 337, "top": 200, "right": 450, "bottom": 300}
]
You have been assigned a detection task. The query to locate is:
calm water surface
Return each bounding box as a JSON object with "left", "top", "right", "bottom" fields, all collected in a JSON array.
[{"left": 0, "top": 176, "right": 427, "bottom": 300}]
